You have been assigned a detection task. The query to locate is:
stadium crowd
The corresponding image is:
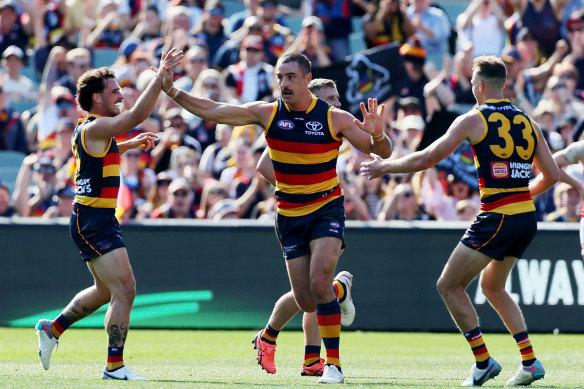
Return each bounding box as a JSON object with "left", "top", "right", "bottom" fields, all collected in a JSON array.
[{"left": 1, "top": 0, "right": 583, "bottom": 223}]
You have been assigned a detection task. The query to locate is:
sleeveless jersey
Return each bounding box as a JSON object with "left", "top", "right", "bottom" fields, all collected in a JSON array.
[
  {"left": 472, "top": 99, "right": 539, "bottom": 215},
  {"left": 265, "top": 95, "right": 342, "bottom": 217},
  {"left": 71, "top": 115, "right": 121, "bottom": 208}
]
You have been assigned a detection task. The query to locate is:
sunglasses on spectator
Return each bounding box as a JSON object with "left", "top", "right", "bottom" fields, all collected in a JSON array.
[
  {"left": 173, "top": 189, "right": 189, "bottom": 197},
  {"left": 157, "top": 179, "right": 172, "bottom": 186},
  {"left": 560, "top": 73, "right": 576, "bottom": 80},
  {"left": 249, "top": 25, "right": 263, "bottom": 32},
  {"left": 209, "top": 188, "right": 226, "bottom": 195},
  {"left": 57, "top": 99, "right": 74, "bottom": 110},
  {"left": 190, "top": 57, "right": 207, "bottom": 63},
  {"left": 246, "top": 47, "right": 262, "bottom": 53},
  {"left": 551, "top": 83, "right": 566, "bottom": 90},
  {"left": 125, "top": 152, "right": 141, "bottom": 158},
  {"left": 73, "top": 62, "right": 91, "bottom": 69}
]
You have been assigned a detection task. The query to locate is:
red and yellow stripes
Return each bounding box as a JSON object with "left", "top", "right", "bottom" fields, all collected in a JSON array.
[{"left": 317, "top": 300, "right": 341, "bottom": 368}]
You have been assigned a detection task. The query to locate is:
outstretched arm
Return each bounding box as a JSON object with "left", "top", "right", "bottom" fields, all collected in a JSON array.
[
  {"left": 529, "top": 123, "right": 560, "bottom": 196},
  {"left": 161, "top": 66, "right": 271, "bottom": 127}
]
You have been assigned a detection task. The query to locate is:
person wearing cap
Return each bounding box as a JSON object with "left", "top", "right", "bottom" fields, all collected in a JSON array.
[
  {"left": 284, "top": 16, "right": 332, "bottom": 68},
  {"left": 0, "top": 45, "right": 36, "bottom": 103},
  {"left": 192, "top": 0, "right": 229, "bottom": 64},
  {"left": 363, "top": 0, "right": 415, "bottom": 49},
  {"left": 42, "top": 184, "right": 76, "bottom": 218},
  {"left": 33, "top": 48, "right": 184, "bottom": 381},
  {"left": 223, "top": 34, "right": 274, "bottom": 103},
  {"left": 362, "top": 55, "right": 559, "bottom": 387},
  {"left": 398, "top": 37, "right": 429, "bottom": 116},
  {"left": 395, "top": 113, "right": 425, "bottom": 153},
  {"left": 161, "top": 52, "right": 390, "bottom": 383},
  {"left": 0, "top": 0, "right": 28, "bottom": 62},
  {"left": 150, "top": 177, "right": 196, "bottom": 218}
]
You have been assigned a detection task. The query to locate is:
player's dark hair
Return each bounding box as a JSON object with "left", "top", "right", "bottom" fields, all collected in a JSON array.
[
  {"left": 277, "top": 53, "right": 312, "bottom": 75},
  {"left": 76, "top": 67, "right": 117, "bottom": 112}
]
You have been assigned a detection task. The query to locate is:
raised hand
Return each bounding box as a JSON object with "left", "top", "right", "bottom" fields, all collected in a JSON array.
[
  {"left": 353, "top": 98, "right": 385, "bottom": 139},
  {"left": 126, "top": 132, "right": 159, "bottom": 151},
  {"left": 360, "top": 153, "right": 386, "bottom": 179}
]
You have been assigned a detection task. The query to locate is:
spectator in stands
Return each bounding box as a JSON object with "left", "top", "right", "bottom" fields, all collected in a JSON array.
[
  {"left": 213, "top": 15, "right": 266, "bottom": 70},
  {"left": 455, "top": 199, "right": 478, "bottom": 221},
  {"left": 192, "top": 0, "right": 229, "bottom": 64},
  {"left": 397, "top": 38, "right": 429, "bottom": 117},
  {"left": 449, "top": 44, "right": 475, "bottom": 105},
  {"left": 182, "top": 68, "right": 227, "bottom": 150},
  {"left": 225, "top": 0, "right": 287, "bottom": 36},
  {"left": 130, "top": 5, "right": 163, "bottom": 43},
  {"left": 546, "top": 182, "right": 581, "bottom": 221},
  {"left": 150, "top": 177, "right": 196, "bottom": 218},
  {"left": 196, "top": 179, "right": 229, "bottom": 218},
  {"left": 0, "top": 82, "right": 28, "bottom": 154},
  {"left": 12, "top": 154, "right": 58, "bottom": 217},
  {"left": 564, "top": 10, "right": 584, "bottom": 91},
  {"left": 199, "top": 123, "right": 233, "bottom": 179},
  {"left": 363, "top": 0, "right": 415, "bottom": 49},
  {"left": 120, "top": 148, "right": 156, "bottom": 209},
  {"left": 174, "top": 46, "right": 209, "bottom": 93},
  {"left": 51, "top": 117, "right": 74, "bottom": 170},
  {"left": 552, "top": 61, "right": 583, "bottom": 100},
  {"left": 515, "top": 27, "right": 543, "bottom": 68},
  {"left": 406, "top": 0, "right": 451, "bottom": 67},
  {"left": 0, "top": 180, "right": 15, "bottom": 216},
  {"left": 456, "top": 0, "right": 506, "bottom": 57},
  {"left": 82, "top": 0, "right": 127, "bottom": 49},
  {"left": 0, "top": 45, "right": 37, "bottom": 104},
  {"left": 224, "top": 34, "right": 274, "bottom": 103},
  {"left": 541, "top": 75, "right": 584, "bottom": 124},
  {"left": 137, "top": 170, "right": 172, "bottom": 219},
  {"left": 37, "top": 85, "right": 81, "bottom": 151},
  {"left": 41, "top": 184, "right": 75, "bottom": 218},
  {"left": 285, "top": 16, "right": 332, "bottom": 68},
  {"left": 508, "top": 0, "right": 565, "bottom": 58},
  {"left": 256, "top": 0, "right": 292, "bottom": 65},
  {"left": 377, "top": 181, "right": 431, "bottom": 220},
  {"left": 0, "top": 0, "right": 29, "bottom": 63},
  {"left": 219, "top": 137, "right": 255, "bottom": 194},
  {"left": 151, "top": 107, "right": 202, "bottom": 173},
  {"left": 312, "top": 0, "right": 353, "bottom": 61},
  {"left": 56, "top": 48, "right": 92, "bottom": 96}
]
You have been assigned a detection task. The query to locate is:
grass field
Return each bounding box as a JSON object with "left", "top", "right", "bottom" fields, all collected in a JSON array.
[{"left": 1, "top": 328, "right": 583, "bottom": 388}]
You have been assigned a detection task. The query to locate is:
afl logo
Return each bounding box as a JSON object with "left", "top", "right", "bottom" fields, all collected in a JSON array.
[
  {"left": 277, "top": 120, "right": 294, "bottom": 130},
  {"left": 306, "top": 121, "right": 323, "bottom": 131},
  {"left": 491, "top": 161, "right": 509, "bottom": 178}
]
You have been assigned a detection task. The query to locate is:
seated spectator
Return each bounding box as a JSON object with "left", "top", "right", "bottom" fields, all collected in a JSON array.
[
  {"left": 455, "top": 199, "right": 478, "bottom": 221},
  {"left": 137, "top": 171, "right": 172, "bottom": 219},
  {"left": 192, "top": 0, "right": 229, "bottom": 64},
  {"left": 82, "top": 0, "right": 127, "bottom": 49},
  {"left": 546, "top": 182, "right": 581, "bottom": 222},
  {"left": 284, "top": 16, "right": 332, "bottom": 68},
  {"left": 377, "top": 181, "right": 432, "bottom": 221},
  {"left": 150, "top": 177, "right": 196, "bottom": 219},
  {"left": 208, "top": 198, "right": 240, "bottom": 220},
  {"left": 0, "top": 181, "right": 15, "bottom": 216},
  {"left": 55, "top": 47, "right": 92, "bottom": 98},
  {"left": 174, "top": 46, "right": 209, "bottom": 93},
  {"left": 130, "top": 4, "right": 163, "bottom": 43},
  {"left": 12, "top": 154, "right": 58, "bottom": 217},
  {"left": 212, "top": 15, "right": 266, "bottom": 70},
  {"left": 151, "top": 107, "right": 202, "bottom": 173},
  {"left": 394, "top": 113, "right": 426, "bottom": 156},
  {"left": 0, "top": 0, "right": 29, "bottom": 66},
  {"left": 0, "top": 83, "right": 28, "bottom": 154},
  {"left": 223, "top": 34, "right": 274, "bottom": 103},
  {"left": 363, "top": 0, "right": 415, "bottom": 49},
  {"left": 41, "top": 184, "right": 75, "bottom": 218},
  {"left": 197, "top": 179, "right": 230, "bottom": 218},
  {"left": 200, "top": 124, "right": 233, "bottom": 179},
  {"left": 0, "top": 45, "right": 37, "bottom": 104}
]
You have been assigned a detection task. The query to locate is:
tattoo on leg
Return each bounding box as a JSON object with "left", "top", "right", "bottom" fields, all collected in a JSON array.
[{"left": 108, "top": 322, "right": 128, "bottom": 347}]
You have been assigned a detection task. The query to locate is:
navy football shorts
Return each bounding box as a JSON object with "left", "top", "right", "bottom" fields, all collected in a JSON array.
[
  {"left": 275, "top": 196, "right": 346, "bottom": 260},
  {"left": 69, "top": 205, "right": 126, "bottom": 261},
  {"left": 461, "top": 211, "right": 537, "bottom": 261}
]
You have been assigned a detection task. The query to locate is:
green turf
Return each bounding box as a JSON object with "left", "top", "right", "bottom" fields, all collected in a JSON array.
[{"left": 1, "top": 328, "right": 582, "bottom": 388}]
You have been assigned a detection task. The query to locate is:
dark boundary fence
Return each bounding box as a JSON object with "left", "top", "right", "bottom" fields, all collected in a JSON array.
[{"left": 2, "top": 219, "right": 582, "bottom": 333}]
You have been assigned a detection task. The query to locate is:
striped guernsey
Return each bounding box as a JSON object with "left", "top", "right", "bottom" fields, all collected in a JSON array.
[{"left": 265, "top": 94, "right": 343, "bottom": 217}]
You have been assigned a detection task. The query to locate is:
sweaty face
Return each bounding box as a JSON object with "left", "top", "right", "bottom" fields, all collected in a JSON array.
[
  {"left": 315, "top": 86, "right": 341, "bottom": 108},
  {"left": 276, "top": 61, "right": 310, "bottom": 106}
]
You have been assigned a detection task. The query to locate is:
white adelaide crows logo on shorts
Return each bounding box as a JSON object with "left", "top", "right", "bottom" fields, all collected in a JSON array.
[{"left": 305, "top": 121, "right": 324, "bottom": 135}]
